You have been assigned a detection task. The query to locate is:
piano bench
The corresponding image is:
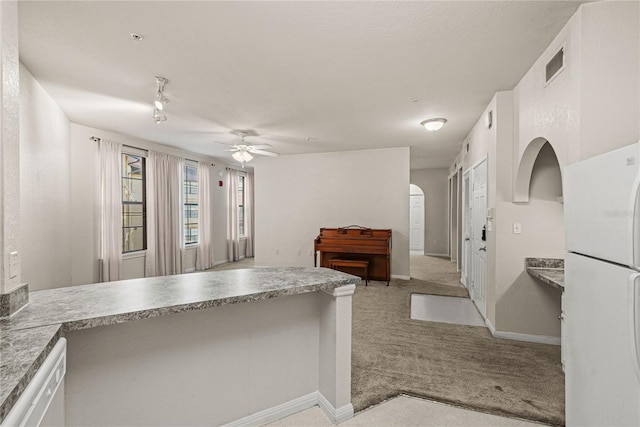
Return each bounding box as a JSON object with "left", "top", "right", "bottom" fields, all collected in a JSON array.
[{"left": 329, "top": 259, "right": 369, "bottom": 286}]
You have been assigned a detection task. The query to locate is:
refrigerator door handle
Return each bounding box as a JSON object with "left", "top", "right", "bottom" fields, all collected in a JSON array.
[
  {"left": 631, "top": 174, "right": 640, "bottom": 269},
  {"left": 628, "top": 272, "right": 640, "bottom": 381}
]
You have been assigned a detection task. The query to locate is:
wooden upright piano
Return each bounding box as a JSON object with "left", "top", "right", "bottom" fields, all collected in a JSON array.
[{"left": 314, "top": 226, "right": 392, "bottom": 284}]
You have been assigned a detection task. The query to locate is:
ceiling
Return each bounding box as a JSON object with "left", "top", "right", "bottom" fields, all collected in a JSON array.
[{"left": 18, "top": 1, "right": 589, "bottom": 169}]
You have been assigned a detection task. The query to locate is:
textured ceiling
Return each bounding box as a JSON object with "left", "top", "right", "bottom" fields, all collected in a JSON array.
[{"left": 18, "top": 1, "right": 588, "bottom": 169}]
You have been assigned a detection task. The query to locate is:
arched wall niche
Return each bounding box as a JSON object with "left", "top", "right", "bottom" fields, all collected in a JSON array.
[
  {"left": 410, "top": 183, "right": 424, "bottom": 196},
  {"left": 514, "top": 137, "right": 562, "bottom": 203}
]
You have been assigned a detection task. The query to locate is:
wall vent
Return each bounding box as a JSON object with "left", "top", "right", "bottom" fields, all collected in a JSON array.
[{"left": 545, "top": 46, "right": 565, "bottom": 84}]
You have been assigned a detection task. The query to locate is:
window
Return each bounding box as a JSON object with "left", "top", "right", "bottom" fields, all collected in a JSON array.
[
  {"left": 184, "top": 162, "right": 199, "bottom": 244},
  {"left": 122, "top": 153, "right": 146, "bottom": 253},
  {"left": 238, "top": 175, "right": 245, "bottom": 237}
]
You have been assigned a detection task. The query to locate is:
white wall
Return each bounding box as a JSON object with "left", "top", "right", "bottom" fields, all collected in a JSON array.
[
  {"left": 449, "top": 1, "right": 639, "bottom": 339},
  {"left": 494, "top": 143, "right": 564, "bottom": 337},
  {"left": 514, "top": 1, "right": 639, "bottom": 168},
  {"left": 66, "top": 292, "right": 321, "bottom": 425},
  {"left": 1, "top": 2, "right": 21, "bottom": 295},
  {"left": 20, "top": 63, "right": 72, "bottom": 291},
  {"left": 20, "top": 63, "right": 230, "bottom": 289},
  {"left": 69, "top": 123, "right": 227, "bottom": 283},
  {"left": 579, "top": 1, "right": 639, "bottom": 159},
  {"left": 409, "top": 168, "right": 449, "bottom": 256},
  {"left": 254, "top": 147, "right": 410, "bottom": 278}
]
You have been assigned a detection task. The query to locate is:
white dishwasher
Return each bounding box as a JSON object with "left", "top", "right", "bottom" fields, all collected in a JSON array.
[{"left": 2, "top": 338, "right": 66, "bottom": 427}]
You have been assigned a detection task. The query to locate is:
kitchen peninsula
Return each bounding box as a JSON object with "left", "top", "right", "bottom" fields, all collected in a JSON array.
[{"left": 0, "top": 267, "right": 359, "bottom": 426}]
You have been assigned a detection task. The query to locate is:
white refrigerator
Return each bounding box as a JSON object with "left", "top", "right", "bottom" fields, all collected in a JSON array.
[{"left": 564, "top": 142, "right": 640, "bottom": 426}]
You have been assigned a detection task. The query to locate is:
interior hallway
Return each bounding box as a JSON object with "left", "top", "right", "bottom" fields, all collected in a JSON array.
[{"left": 410, "top": 254, "right": 465, "bottom": 288}]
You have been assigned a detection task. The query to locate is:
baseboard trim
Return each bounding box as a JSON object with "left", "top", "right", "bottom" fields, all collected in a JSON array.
[
  {"left": 391, "top": 275, "right": 411, "bottom": 280},
  {"left": 183, "top": 267, "right": 196, "bottom": 273},
  {"left": 423, "top": 253, "right": 449, "bottom": 257},
  {"left": 318, "top": 392, "right": 354, "bottom": 424},
  {"left": 223, "top": 392, "right": 319, "bottom": 427},
  {"left": 485, "top": 318, "right": 560, "bottom": 345},
  {"left": 214, "top": 259, "right": 229, "bottom": 267}
]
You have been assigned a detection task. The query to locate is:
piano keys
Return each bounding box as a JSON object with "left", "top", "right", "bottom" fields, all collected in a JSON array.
[{"left": 314, "top": 226, "right": 392, "bottom": 284}]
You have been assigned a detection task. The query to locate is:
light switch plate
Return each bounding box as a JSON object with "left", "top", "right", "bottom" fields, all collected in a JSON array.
[
  {"left": 512, "top": 223, "right": 522, "bottom": 234},
  {"left": 9, "top": 251, "right": 18, "bottom": 278}
]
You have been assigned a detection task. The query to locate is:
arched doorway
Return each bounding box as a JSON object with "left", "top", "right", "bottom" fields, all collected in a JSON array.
[{"left": 409, "top": 184, "right": 425, "bottom": 254}]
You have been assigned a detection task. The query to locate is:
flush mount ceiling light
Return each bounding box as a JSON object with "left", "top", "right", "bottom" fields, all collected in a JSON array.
[{"left": 420, "top": 118, "right": 447, "bottom": 132}]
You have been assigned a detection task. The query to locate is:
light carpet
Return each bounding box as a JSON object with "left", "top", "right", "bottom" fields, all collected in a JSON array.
[{"left": 351, "top": 278, "right": 564, "bottom": 426}]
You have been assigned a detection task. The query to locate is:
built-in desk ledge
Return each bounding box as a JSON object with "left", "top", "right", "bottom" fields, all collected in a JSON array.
[{"left": 525, "top": 258, "right": 564, "bottom": 290}]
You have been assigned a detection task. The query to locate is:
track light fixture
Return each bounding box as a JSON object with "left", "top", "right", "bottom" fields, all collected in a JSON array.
[
  {"left": 153, "top": 108, "right": 166, "bottom": 124},
  {"left": 153, "top": 76, "right": 169, "bottom": 122}
]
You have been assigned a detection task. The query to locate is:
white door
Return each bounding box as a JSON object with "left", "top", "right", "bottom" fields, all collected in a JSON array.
[
  {"left": 410, "top": 194, "right": 425, "bottom": 252},
  {"left": 462, "top": 171, "right": 471, "bottom": 288},
  {"left": 471, "top": 159, "right": 487, "bottom": 318}
]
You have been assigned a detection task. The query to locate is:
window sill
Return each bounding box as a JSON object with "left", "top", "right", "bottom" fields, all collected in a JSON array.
[
  {"left": 185, "top": 244, "right": 198, "bottom": 251},
  {"left": 123, "top": 250, "right": 146, "bottom": 260}
]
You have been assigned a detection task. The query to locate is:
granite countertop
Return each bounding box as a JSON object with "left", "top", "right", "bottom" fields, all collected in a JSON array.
[
  {"left": 525, "top": 258, "right": 564, "bottom": 290},
  {"left": 0, "top": 266, "right": 359, "bottom": 423},
  {"left": 0, "top": 325, "right": 63, "bottom": 423}
]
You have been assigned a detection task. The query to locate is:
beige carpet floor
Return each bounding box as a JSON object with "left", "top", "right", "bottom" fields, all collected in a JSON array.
[
  {"left": 410, "top": 254, "right": 464, "bottom": 287},
  {"left": 352, "top": 255, "right": 564, "bottom": 426},
  {"left": 209, "top": 256, "right": 565, "bottom": 425}
]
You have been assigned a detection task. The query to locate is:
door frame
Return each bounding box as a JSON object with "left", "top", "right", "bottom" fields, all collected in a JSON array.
[
  {"left": 461, "top": 169, "right": 471, "bottom": 288},
  {"left": 409, "top": 184, "right": 425, "bottom": 254}
]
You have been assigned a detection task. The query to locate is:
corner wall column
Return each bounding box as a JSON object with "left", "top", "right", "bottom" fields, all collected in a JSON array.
[
  {"left": 0, "top": 0, "right": 25, "bottom": 316},
  {"left": 318, "top": 284, "right": 356, "bottom": 423}
]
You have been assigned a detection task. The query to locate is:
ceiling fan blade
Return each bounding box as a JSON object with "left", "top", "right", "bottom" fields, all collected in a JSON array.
[
  {"left": 212, "top": 140, "right": 235, "bottom": 147},
  {"left": 247, "top": 144, "right": 272, "bottom": 150},
  {"left": 251, "top": 149, "right": 279, "bottom": 157}
]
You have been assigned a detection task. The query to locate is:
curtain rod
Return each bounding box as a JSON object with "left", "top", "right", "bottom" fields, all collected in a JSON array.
[
  {"left": 91, "top": 136, "right": 214, "bottom": 166},
  {"left": 226, "top": 166, "right": 251, "bottom": 172},
  {"left": 90, "top": 136, "right": 143, "bottom": 152}
]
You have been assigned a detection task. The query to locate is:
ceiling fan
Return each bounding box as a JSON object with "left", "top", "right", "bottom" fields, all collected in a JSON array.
[{"left": 218, "top": 131, "right": 279, "bottom": 166}]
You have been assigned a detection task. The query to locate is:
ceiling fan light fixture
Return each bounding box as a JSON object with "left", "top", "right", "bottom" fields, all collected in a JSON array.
[
  {"left": 232, "top": 151, "right": 253, "bottom": 163},
  {"left": 421, "top": 118, "right": 447, "bottom": 132}
]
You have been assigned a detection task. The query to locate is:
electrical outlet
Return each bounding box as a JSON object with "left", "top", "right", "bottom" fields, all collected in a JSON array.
[
  {"left": 297, "top": 249, "right": 301, "bottom": 256},
  {"left": 512, "top": 223, "right": 522, "bottom": 234}
]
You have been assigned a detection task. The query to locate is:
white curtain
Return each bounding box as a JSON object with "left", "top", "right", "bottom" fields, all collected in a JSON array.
[
  {"left": 196, "top": 162, "right": 215, "bottom": 270},
  {"left": 99, "top": 139, "right": 123, "bottom": 282},
  {"left": 146, "top": 151, "right": 184, "bottom": 277},
  {"left": 227, "top": 168, "right": 240, "bottom": 262},
  {"left": 245, "top": 171, "right": 255, "bottom": 258}
]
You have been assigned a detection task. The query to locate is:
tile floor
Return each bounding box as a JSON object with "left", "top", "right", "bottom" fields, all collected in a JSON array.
[
  {"left": 265, "top": 395, "right": 544, "bottom": 426},
  {"left": 410, "top": 294, "right": 486, "bottom": 327}
]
